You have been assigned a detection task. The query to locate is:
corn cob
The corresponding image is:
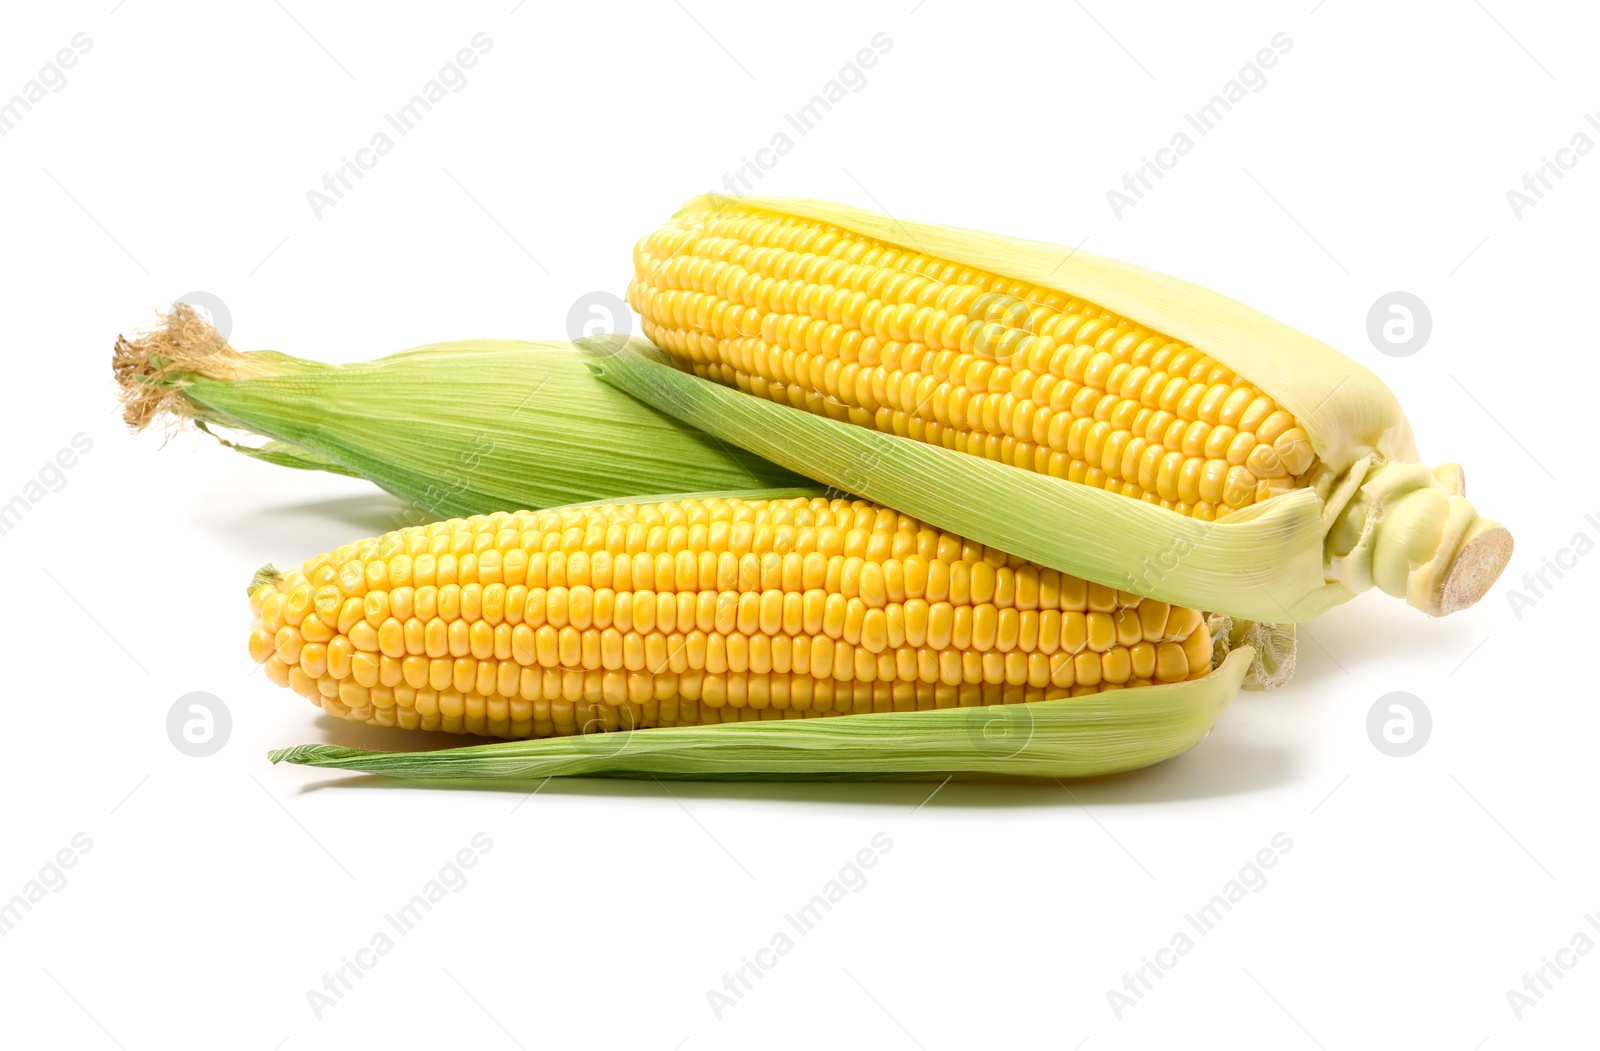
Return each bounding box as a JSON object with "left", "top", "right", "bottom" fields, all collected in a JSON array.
[
  {"left": 114, "top": 305, "right": 803, "bottom": 517},
  {"left": 635, "top": 212, "right": 1312, "bottom": 519},
  {"left": 250, "top": 495, "right": 1222, "bottom": 740},
  {"left": 608, "top": 196, "right": 1513, "bottom": 621}
]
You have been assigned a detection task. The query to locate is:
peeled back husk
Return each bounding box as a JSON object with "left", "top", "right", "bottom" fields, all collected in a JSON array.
[
  {"left": 267, "top": 646, "right": 1254, "bottom": 781},
  {"left": 589, "top": 195, "right": 1513, "bottom": 622},
  {"left": 114, "top": 305, "right": 805, "bottom": 518}
]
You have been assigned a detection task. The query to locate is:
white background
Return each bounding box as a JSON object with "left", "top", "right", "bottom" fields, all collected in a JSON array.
[{"left": 1, "top": 1, "right": 1594, "bottom": 1047}]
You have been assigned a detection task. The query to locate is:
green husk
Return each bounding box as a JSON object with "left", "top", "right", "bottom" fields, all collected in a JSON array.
[
  {"left": 268, "top": 647, "right": 1252, "bottom": 781},
  {"left": 197, "top": 429, "right": 362, "bottom": 477},
  {"left": 585, "top": 338, "right": 1339, "bottom": 624},
  {"left": 114, "top": 306, "right": 804, "bottom": 518}
]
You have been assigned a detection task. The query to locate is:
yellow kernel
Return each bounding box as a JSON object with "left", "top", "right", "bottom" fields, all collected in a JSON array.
[
  {"left": 1101, "top": 647, "right": 1131, "bottom": 685},
  {"left": 247, "top": 626, "right": 273, "bottom": 664},
  {"left": 1154, "top": 642, "right": 1188, "bottom": 682},
  {"left": 299, "top": 643, "right": 328, "bottom": 678},
  {"left": 1074, "top": 651, "right": 1102, "bottom": 687},
  {"left": 1130, "top": 641, "right": 1156, "bottom": 679},
  {"left": 1086, "top": 612, "right": 1115, "bottom": 652},
  {"left": 1274, "top": 427, "right": 1315, "bottom": 475},
  {"left": 1164, "top": 605, "right": 1203, "bottom": 642},
  {"left": 1183, "top": 626, "right": 1213, "bottom": 677}
]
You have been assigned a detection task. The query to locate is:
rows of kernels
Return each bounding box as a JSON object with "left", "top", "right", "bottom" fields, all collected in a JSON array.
[
  {"left": 249, "top": 497, "right": 1213, "bottom": 738},
  {"left": 628, "top": 205, "right": 1317, "bottom": 520}
]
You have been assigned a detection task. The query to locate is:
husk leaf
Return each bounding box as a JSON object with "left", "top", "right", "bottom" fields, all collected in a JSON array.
[
  {"left": 268, "top": 647, "right": 1252, "bottom": 781},
  {"left": 197, "top": 429, "right": 362, "bottom": 478},
  {"left": 586, "top": 338, "right": 1344, "bottom": 623},
  {"left": 115, "top": 307, "right": 804, "bottom": 518}
]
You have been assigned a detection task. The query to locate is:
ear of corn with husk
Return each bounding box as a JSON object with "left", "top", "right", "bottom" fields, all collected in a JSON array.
[
  {"left": 605, "top": 195, "right": 1513, "bottom": 623},
  {"left": 114, "top": 305, "right": 806, "bottom": 518},
  {"left": 256, "top": 493, "right": 1258, "bottom": 779}
]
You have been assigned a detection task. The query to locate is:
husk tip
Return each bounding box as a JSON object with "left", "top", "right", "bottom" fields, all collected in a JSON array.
[{"left": 269, "top": 744, "right": 321, "bottom": 765}]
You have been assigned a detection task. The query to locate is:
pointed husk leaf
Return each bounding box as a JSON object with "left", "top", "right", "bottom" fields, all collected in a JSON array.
[
  {"left": 268, "top": 647, "right": 1253, "bottom": 781},
  {"left": 200, "top": 432, "right": 362, "bottom": 477}
]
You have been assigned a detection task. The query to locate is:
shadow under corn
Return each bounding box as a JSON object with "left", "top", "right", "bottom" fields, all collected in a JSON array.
[{"left": 251, "top": 492, "right": 417, "bottom": 536}]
